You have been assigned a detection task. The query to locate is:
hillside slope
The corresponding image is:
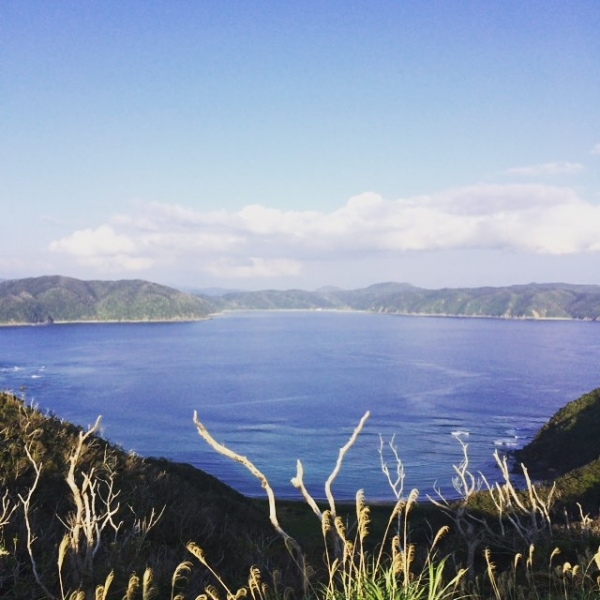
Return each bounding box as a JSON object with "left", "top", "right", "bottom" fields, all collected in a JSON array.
[
  {"left": 219, "top": 282, "right": 600, "bottom": 319},
  {"left": 0, "top": 275, "right": 216, "bottom": 324},
  {"left": 513, "top": 388, "right": 600, "bottom": 509},
  {"left": 514, "top": 388, "right": 600, "bottom": 476},
  {"left": 0, "top": 391, "right": 285, "bottom": 596},
  {"left": 3, "top": 276, "right": 600, "bottom": 323}
]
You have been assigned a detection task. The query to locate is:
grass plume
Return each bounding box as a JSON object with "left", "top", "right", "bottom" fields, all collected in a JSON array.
[{"left": 3, "top": 390, "right": 600, "bottom": 598}]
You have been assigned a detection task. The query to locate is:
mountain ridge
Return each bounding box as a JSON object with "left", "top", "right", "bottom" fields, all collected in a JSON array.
[
  {"left": 217, "top": 280, "right": 600, "bottom": 319},
  {"left": 0, "top": 275, "right": 215, "bottom": 324},
  {"left": 2, "top": 276, "right": 600, "bottom": 324}
]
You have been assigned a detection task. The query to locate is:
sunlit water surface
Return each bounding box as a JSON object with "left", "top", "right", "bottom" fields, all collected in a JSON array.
[{"left": 1, "top": 311, "right": 599, "bottom": 501}]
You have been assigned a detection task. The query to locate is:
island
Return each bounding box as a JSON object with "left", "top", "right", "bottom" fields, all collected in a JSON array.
[{"left": 3, "top": 276, "right": 600, "bottom": 325}]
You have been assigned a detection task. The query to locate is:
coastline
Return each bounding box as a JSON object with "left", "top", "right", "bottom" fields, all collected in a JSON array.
[
  {"left": 0, "top": 315, "right": 214, "bottom": 328},
  {"left": 0, "top": 307, "right": 594, "bottom": 327}
]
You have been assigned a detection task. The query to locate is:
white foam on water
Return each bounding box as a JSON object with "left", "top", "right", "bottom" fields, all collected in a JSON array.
[
  {"left": 494, "top": 438, "right": 519, "bottom": 447},
  {"left": 451, "top": 430, "right": 470, "bottom": 438}
]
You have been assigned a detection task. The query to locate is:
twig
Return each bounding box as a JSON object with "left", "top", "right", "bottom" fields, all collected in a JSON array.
[
  {"left": 325, "top": 411, "right": 370, "bottom": 518},
  {"left": 193, "top": 411, "right": 308, "bottom": 593},
  {"left": 18, "top": 445, "right": 56, "bottom": 599}
]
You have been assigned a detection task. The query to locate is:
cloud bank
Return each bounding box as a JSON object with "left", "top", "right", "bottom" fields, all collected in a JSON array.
[{"left": 49, "top": 184, "right": 600, "bottom": 281}]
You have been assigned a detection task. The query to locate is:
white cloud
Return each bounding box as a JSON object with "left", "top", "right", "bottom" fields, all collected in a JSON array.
[
  {"left": 591, "top": 143, "right": 600, "bottom": 155},
  {"left": 49, "top": 225, "right": 154, "bottom": 271},
  {"left": 506, "top": 162, "right": 585, "bottom": 176},
  {"left": 49, "top": 184, "right": 600, "bottom": 280},
  {"left": 49, "top": 225, "right": 135, "bottom": 257},
  {"left": 204, "top": 257, "right": 304, "bottom": 279}
]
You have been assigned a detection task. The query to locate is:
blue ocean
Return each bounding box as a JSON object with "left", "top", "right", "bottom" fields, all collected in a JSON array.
[{"left": 1, "top": 311, "right": 598, "bottom": 501}]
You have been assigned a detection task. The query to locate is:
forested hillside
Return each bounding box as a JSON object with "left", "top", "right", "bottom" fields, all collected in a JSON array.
[
  {"left": 0, "top": 276, "right": 214, "bottom": 324},
  {"left": 513, "top": 387, "right": 600, "bottom": 510},
  {"left": 2, "top": 276, "right": 600, "bottom": 324},
  {"left": 220, "top": 281, "right": 600, "bottom": 319}
]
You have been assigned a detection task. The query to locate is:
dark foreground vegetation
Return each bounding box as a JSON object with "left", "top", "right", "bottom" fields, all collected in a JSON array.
[
  {"left": 2, "top": 388, "right": 600, "bottom": 598},
  {"left": 0, "top": 391, "right": 292, "bottom": 597},
  {"left": 3, "top": 275, "right": 600, "bottom": 324}
]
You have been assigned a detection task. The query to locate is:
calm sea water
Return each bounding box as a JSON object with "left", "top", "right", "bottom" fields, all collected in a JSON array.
[{"left": 1, "top": 311, "right": 599, "bottom": 501}]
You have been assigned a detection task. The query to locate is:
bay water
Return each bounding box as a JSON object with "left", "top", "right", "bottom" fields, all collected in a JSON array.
[{"left": 1, "top": 311, "right": 599, "bottom": 501}]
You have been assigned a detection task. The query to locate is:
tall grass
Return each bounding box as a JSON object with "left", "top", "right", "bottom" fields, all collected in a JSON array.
[
  {"left": 190, "top": 411, "right": 600, "bottom": 600},
  {"left": 2, "top": 395, "right": 600, "bottom": 599}
]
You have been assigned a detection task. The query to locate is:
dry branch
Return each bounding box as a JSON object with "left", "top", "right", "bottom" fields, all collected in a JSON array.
[{"left": 192, "top": 411, "right": 308, "bottom": 592}]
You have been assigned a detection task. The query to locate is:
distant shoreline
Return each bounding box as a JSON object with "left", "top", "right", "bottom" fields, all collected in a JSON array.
[
  {"left": 1, "top": 307, "right": 594, "bottom": 328},
  {"left": 193, "top": 307, "right": 591, "bottom": 322},
  {"left": 0, "top": 316, "right": 213, "bottom": 328},
  {"left": 3, "top": 276, "right": 600, "bottom": 323}
]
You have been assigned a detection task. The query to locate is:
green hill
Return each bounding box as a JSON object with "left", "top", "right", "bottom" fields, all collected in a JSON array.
[
  {"left": 0, "top": 276, "right": 216, "bottom": 324},
  {"left": 218, "top": 282, "right": 600, "bottom": 319},
  {"left": 3, "top": 277, "right": 600, "bottom": 323},
  {"left": 513, "top": 388, "right": 600, "bottom": 510},
  {"left": 0, "top": 391, "right": 285, "bottom": 597}
]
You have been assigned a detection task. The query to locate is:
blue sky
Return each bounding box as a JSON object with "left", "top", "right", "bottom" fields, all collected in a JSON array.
[{"left": 2, "top": 1, "right": 599, "bottom": 290}]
